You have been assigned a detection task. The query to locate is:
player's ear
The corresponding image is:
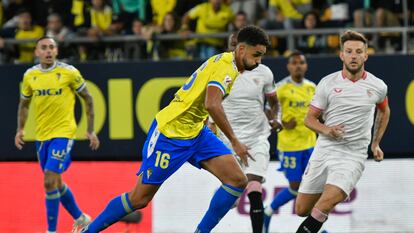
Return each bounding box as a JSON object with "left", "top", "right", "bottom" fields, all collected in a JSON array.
[
  {"left": 34, "top": 46, "right": 40, "bottom": 57},
  {"left": 237, "top": 43, "right": 246, "bottom": 54},
  {"left": 339, "top": 51, "right": 345, "bottom": 62}
]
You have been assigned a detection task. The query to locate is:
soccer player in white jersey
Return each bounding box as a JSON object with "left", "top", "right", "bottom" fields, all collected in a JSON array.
[
  {"left": 209, "top": 32, "right": 281, "bottom": 233},
  {"left": 263, "top": 51, "right": 318, "bottom": 233},
  {"left": 294, "top": 30, "right": 390, "bottom": 233}
]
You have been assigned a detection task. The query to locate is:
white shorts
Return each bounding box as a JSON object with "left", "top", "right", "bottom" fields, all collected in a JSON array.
[
  {"left": 221, "top": 136, "right": 270, "bottom": 182},
  {"left": 238, "top": 140, "right": 270, "bottom": 182},
  {"left": 298, "top": 148, "right": 365, "bottom": 196}
]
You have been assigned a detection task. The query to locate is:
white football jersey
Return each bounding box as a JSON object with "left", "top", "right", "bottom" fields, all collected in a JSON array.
[
  {"left": 219, "top": 64, "right": 276, "bottom": 146},
  {"left": 311, "top": 70, "right": 388, "bottom": 157}
]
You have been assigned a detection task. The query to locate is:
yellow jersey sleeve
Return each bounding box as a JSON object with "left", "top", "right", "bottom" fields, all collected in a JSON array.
[
  {"left": 207, "top": 54, "right": 238, "bottom": 96},
  {"left": 69, "top": 68, "right": 86, "bottom": 92},
  {"left": 21, "top": 73, "right": 33, "bottom": 99}
]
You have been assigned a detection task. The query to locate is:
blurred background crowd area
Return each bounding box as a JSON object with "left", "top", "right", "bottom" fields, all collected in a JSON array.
[{"left": 1, "top": 0, "right": 414, "bottom": 64}]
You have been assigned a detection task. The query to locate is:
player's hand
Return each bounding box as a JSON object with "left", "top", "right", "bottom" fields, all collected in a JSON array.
[
  {"left": 15, "top": 129, "right": 25, "bottom": 150},
  {"left": 231, "top": 139, "right": 254, "bottom": 166},
  {"left": 269, "top": 119, "right": 282, "bottom": 132},
  {"left": 87, "top": 132, "right": 100, "bottom": 150},
  {"left": 282, "top": 118, "right": 297, "bottom": 130},
  {"left": 371, "top": 143, "right": 384, "bottom": 162},
  {"left": 326, "top": 125, "right": 345, "bottom": 139}
]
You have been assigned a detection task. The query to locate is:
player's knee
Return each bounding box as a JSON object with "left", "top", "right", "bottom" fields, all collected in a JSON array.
[
  {"left": 295, "top": 202, "right": 312, "bottom": 217},
  {"left": 232, "top": 173, "right": 248, "bottom": 189},
  {"left": 246, "top": 180, "right": 262, "bottom": 194},
  {"left": 44, "top": 176, "right": 57, "bottom": 191}
]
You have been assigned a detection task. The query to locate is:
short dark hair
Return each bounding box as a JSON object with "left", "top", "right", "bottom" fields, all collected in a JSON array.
[
  {"left": 340, "top": 30, "right": 368, "bottom": 50},
  {"left": 237, "top": 25, "right": 271, "bottom": 47},
  {"left": 36, "top": 36, "right": 57, "bottom": 45},
  {"left": 287, "top": 50, "right": 305, "bottom": 60},
  {"left": 236, "top": 11, "right": 247, "bottom": 17}
]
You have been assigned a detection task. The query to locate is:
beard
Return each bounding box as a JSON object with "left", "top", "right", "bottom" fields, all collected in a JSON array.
[
  {"left": 243, "top": 59, "right": 258, "bottom": 71},
  {"left": 344, "top": 62, "right": 363, "bottom": 74}
]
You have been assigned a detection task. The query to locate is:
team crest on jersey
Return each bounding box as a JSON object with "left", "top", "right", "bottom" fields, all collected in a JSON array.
[
  {"left": 333, "top": 88, "right": 343, "bottom": 93},
  {"left": 366, "top": 89, "right": 374, "bottom": 97},
  {"left": 223, "top": 75, "right": 232, "bottom": 88},
  {"left": 75, "top": 76, "right": 82, "bottom": 83},
  {"left": 33, "top": 76, "right": 37, "bottom": 81},
  {"left": 147, "top": 168, "right": 153, "bottom": 179},
  {"left": 56, "top": 73, "right": 61, "bottom": 80}
]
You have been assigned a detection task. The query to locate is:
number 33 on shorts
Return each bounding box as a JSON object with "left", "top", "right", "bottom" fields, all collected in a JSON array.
[{"left": 283, "top": 156, "right": 297, "bottom": 169}]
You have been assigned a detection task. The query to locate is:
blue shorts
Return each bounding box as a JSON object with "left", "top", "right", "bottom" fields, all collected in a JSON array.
[
  {"left": 35, "top": 138, "right": 74, "bottom": 174},
  {"left": 137, "top": 120, "right": 232, "bottom": 185},
  {"left": 277, "top": 147, "right": 314, "bottom": 182}
]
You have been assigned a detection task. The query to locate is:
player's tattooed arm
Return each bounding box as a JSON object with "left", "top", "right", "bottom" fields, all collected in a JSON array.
[
  {"left": 371, "top": 104, "right": 390, "bottom": 161},
  {"left": 15, "top": 98, "right": 31, "bottom": 149},
  {"left": 78, "top": 87, "right": 100, "bottom": 150},
  {"left": 78, "top": 87, "right": 95, "bottom": 134}
]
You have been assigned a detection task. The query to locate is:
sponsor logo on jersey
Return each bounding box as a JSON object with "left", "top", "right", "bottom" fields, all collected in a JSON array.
[
  {"left": 34, "top": 88, "right": 63, "bottom": 96},
  {"left": 51, "top": 149, "right": 66, "bottom": 160},
  {"left": 367, "top": 89, "right": 374, "bottom": 97}
]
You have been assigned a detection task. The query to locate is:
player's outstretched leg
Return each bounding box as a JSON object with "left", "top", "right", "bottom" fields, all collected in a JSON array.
[
  {"left": 79, "top": 175, "right": 159, "bottom": 233},
  {"left": 263, "top": 186, "right": 297, "bottom": 233},
  {"left": 195, "top": 154, "right": 248, "bottom": 233}
]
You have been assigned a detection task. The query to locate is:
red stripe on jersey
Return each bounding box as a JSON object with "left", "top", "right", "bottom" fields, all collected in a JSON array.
[
  {"left": 341, "top": 70, "right": 367, "bottom": 82},
  {"left": 376, "top": 96, "right": 388, "bottom": 110}
]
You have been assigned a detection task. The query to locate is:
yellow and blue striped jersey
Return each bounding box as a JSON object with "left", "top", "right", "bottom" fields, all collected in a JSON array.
[
  {"left": 156, "top": 52, "right": 239, "bottom": 139},
  {"left": 276, "top": 76, "right": 316, "bottom": 151},
  {"left": 21, "top": 62, "right": 86, "bottom": 141}
]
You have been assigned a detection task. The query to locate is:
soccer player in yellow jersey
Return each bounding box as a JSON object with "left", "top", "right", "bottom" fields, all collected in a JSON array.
[
  {"left": 14, "top": 37, "right": 100, "bottom": 233},
  {"left": 263, "top": 51, "right": 317, "bottom": 233},
  {"left": 79, "top": 25, "right": 271, "bottom": 233}
]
